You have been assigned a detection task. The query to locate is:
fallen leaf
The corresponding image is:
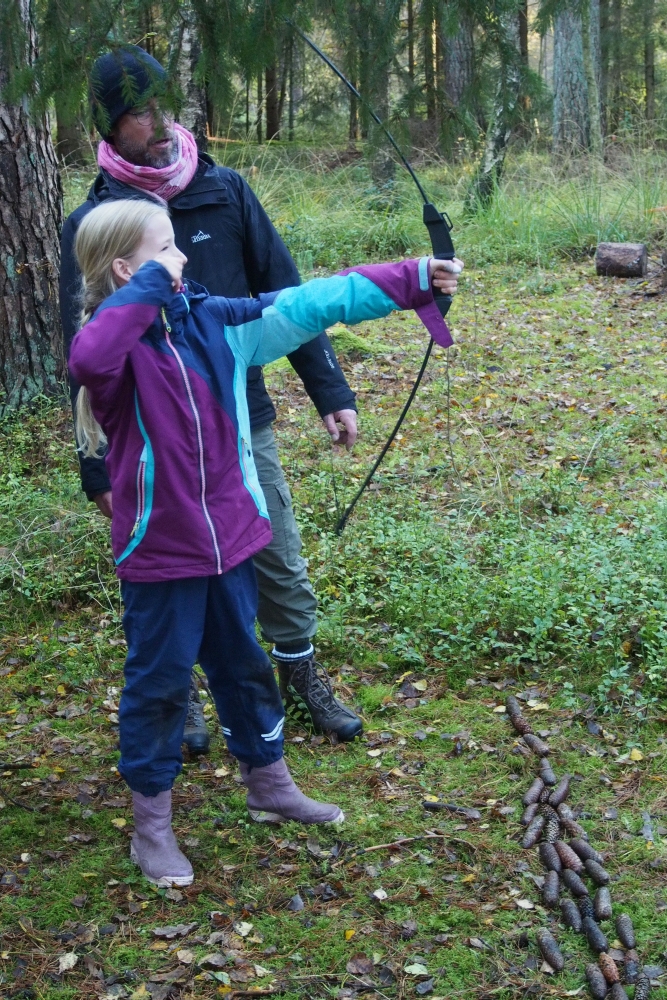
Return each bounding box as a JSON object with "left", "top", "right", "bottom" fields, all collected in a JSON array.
[
  {"left": 71, "top": 894, "right": 87, "bottom": 908},
  {"left": 286, "top": 894, "right": 304, "bottom": 912},
  {"left": 405, "top": 963, "right": 429, "bottom": 975},
  {"left": 347, "top": 954, "right": 374, "bottom": 976},
  {"left": 233, "top": 920, "right": 254, "bottom": 935},
  {"left": 367, "top": 749, "right": 383, "bottom": 758},
  {"left": 412, "top": 680, "right": 428, "bottom": 692},
  {"left": 200, "top": 952, "right": 228, "bottom": 968},
  {"left": 152, "top": 922, "right": 198, "bottom": 939},
  {"left": 177, "top": 948, "right": 195, "bottom": 964},
  {"left": 515, "top": 898, "right": 534, "bottom": 910},
  {"left": 372, "top": 888, "right": 388, "bottom": 900},
  {"left": 345, "top": 929, "right": 356, "bottom": 941},
  {"left": 254, "top": 965, "right": 272, "bottom": 978},
  {"left": 461, "top": 874, "right": 476, "bottom": 884},
  {"left": 416, "top": 979, "right": 435, "bottom": 995},
  {"left": 111, "top": 817, "right": 127, "bottom": 829},
  {"left": 214, "top": 766, "right": 230, "bottom": 777},
  {"left": 58, "top": 952, "right": 78, "bottom": 973},
  {"left": 630, "top": 748, "right": 644, "bottom": 761},
  {"left": 493, "top": 705, "right": 507, "bottom": 713}
]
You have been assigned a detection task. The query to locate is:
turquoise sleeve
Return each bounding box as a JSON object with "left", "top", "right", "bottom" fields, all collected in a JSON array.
[{"left": 245, "top": 273, "right": 399, "bottom": 367}]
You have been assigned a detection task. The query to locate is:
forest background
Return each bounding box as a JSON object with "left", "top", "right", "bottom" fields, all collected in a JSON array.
[{"left": 3, "top": 0, "right": 667, "bottom": 997}]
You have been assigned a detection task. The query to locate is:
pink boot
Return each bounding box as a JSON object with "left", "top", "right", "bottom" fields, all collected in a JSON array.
[
  {"left": 239, "top": 758, "right": 344, "bottom": 825},
  {"left": 130, "top": 790, "right": 194, "bottom": 887}
]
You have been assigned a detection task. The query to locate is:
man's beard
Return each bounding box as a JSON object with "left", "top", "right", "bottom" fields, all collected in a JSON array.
[{"left": 114, "top": 132, "right": 177, "bottom": 168}]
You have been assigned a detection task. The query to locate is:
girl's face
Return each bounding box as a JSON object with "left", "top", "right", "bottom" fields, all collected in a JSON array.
[{"left": 112, "top": 213, "right": 188, "bottom": 288}]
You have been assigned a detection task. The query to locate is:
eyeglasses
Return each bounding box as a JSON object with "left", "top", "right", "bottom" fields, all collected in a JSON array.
[{"left": 129, "top": 106, "right": 175, "bottom": 127}]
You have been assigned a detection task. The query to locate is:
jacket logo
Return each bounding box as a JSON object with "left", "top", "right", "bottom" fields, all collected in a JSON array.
[{"left": 191, "top": 230, "right": 212, "bottom": 244}]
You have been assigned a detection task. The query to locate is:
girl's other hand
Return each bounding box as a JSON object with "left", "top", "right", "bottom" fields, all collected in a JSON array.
[
  {"left": 152, "top": 247, "right": 186, "bottom": 290},
  {"left": 429, "top": 257, "right": 464, "bottom": 295}
]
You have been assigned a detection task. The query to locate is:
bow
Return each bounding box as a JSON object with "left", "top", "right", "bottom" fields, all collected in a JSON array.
[{"left": 287, "top": 23, "right": 457, "bottom": 532}]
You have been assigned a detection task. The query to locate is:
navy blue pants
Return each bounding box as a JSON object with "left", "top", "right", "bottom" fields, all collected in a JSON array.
[{"left": 119, "top": 560, "right": 285, "bottom": 796}]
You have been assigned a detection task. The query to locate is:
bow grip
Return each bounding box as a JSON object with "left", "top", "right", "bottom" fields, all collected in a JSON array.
[{"left": 423, "top": 202, "right": 455, "bottom": 319}]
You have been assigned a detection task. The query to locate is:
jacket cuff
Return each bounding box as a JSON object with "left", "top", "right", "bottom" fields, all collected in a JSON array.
[{"left": 340, "top": 258, "right": 453, "bottom": 347}]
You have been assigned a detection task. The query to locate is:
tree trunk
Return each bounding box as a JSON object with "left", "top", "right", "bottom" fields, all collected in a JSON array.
[
  {"left": 287, "top": 34, "right": 295, "bottom": 141},
  {"left": 407, "top": 0, "right": 416, "bottom": 114},
  {"left": 0, "top": 0, "right": 64, "bottom": 411},
  {"left": 582, "top": 0, "right": 602, "bottom": 156},
  {"left": 553, "top": 3, "right": 590, "bottom": 153},
  {"left": 519, "top": 0, "right": 529, "bottom": 67},
  {"left": 256, "top": 73, "right": 263, "bottom": 143},
  {"left": 465, "top": 14, "right": 521, "bottom": 206},
  {"left": 599, "top": 0, "right": 609, "bottom": 133},
  {"left": 265, "top": 62, "right": 280, "bottom": 140},
  {"left": 443, "top": 14, "right": 475, "bottom": 108},
  {"left": 610, "top": 0, "right": 622, "bottom": 130},
  {"left": 644, "top": 0, "right": 655, "bottom": 121},
  {"left": 55, "top": 99, "right": 87, "bottom": 167},
  {"left": 172, "top": 5, "right": 208, "bottom": 151},
  {"left": 423, "top": 0, "right": 437, "bottom": 122}
]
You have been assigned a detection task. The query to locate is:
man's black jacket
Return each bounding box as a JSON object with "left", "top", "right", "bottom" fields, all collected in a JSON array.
[{"left": 60, "top": 153, "right": 356, "bottom": 499}]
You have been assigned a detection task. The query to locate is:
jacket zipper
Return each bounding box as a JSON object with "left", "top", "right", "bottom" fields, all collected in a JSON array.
[
  {"left": 130, "top": 446, "right": 147, "bottom": 537},
  {"left": 162, "top": 310, "right": 223, "bottom": 575}
]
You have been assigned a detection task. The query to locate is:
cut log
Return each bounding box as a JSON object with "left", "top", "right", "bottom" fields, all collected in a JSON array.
[{"left": 595, "top": 242, "right": 648, "bottom": 277}]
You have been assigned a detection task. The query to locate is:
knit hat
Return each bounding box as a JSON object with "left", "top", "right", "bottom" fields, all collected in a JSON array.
[{"left": 90, "top": 45, "right": 167, "bottom": 139}]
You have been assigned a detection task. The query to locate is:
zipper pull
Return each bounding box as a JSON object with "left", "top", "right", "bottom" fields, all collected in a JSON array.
[
  {"left": 161, "top": 307, "right": 172, "bottom": 333},
  {"left": 129, "top": 519, "right": 140, "bottom": 538}
]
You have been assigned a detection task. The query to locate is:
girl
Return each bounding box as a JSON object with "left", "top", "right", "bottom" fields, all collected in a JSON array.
[{"left": 69, "top": 199, "right": 462, "bottom": 887}]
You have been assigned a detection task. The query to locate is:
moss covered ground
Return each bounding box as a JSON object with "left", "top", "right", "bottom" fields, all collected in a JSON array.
[{"left": 1, "top": 159, "right": 667, "bottom": 998}]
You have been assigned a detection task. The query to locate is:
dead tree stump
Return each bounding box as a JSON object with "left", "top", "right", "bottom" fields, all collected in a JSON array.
[{"left": 595, "top": 242, "right": 648, "bottom": 277}]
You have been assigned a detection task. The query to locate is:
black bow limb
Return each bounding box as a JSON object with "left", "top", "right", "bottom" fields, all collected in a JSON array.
[{"left": 286, "top": 21, "right": 458, "bottom": 531}]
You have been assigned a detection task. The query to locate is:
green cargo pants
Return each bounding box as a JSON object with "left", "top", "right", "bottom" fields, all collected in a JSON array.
[{"left": 250, "top": 423, "right": 318, "bottom": 646}]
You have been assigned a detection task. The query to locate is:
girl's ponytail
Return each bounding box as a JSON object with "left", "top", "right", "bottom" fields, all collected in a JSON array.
[{"left": 73, "top": 199, "right": 169, "bottom": 458}]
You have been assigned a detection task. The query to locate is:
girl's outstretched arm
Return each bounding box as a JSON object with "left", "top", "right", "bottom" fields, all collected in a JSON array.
[
  {"left": 69, "top": 261, "right": 174, "bottom": 387},
  {"left": 224, "top": 257, "right": 463, "bottom": 368}
]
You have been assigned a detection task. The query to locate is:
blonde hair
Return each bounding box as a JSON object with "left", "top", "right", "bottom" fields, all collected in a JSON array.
[{"left": 74, "top": 199, "right": 169, "bottom": 457}]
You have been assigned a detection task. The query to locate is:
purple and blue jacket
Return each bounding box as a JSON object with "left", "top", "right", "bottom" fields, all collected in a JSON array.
[{"left": 69, "top": 257, "right": 452, "bottom": 583}]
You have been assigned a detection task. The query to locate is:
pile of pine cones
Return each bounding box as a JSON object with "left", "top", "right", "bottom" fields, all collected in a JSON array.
[{"left": 506, "top": 694, "right": 651, "bottom": 1000}]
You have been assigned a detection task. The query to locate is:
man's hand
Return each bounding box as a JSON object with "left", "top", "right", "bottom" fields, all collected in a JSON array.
[
  {"left": 94, "top": 491, "right": 113, "bottom": 519},
  {"left": 323, "top": 409, "right": 358, "bottom": 450}
]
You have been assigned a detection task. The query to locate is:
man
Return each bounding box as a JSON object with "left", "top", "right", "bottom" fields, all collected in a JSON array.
[{"left": 60, "top": 44, "right": 363, "bottom": 751}]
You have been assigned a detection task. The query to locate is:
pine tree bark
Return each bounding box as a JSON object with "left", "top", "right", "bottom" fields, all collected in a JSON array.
[
  {"left": 582, "top": 0, "right": 602, "bottom": 155},
  {"left": 465, "top": 14, "right": 521, "bottom": 206},
  {"left": 644, "top": 0, "right": 655, "bottom": 120},
  {"left": 423, "top": 0, "right": 437, "bottom": 122},
  {"left": 599, "top": 0, "right": 609, "bottom": 132},
  {"left": 265, "top": 62, "right": 280, "bottom": 140},
  {"left": 553, "top": 3, "right": 590, "bottom": 152},
  {"left": 172, "top": 6, "right": 208, "bottom": 151},
  {"left": 55, "top": 99, "right": 87, "bottom": 167},
  {"left": 256, "top": 72, "right": 263, "bottom": 143},
  {"left": 0, "top": 0, "right": 64, "bottom": 412},
  {"left": 443, "top": 14, "right": 475, "bottom": 108}
]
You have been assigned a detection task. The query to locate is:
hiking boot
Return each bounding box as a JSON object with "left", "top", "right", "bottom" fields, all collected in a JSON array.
[
  {"left": 239, "top": 758, "right": 344, "bottom": 825},
  {"left": 274, "top": 653, "right": 363, "bottom": 742},
  {"left": 183, "top": 671, "right": 210, "bottom": 755},
  {"left": 130, "top": 789, "right": 194, "bottom": 887}
]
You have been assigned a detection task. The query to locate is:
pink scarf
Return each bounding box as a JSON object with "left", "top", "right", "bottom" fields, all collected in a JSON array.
[{"left": 97, "top": 122, "right": 199, "bottom": 204}]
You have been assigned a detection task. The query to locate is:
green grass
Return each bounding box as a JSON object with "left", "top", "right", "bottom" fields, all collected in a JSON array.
[{"left": 3, "top": 154, "right": 667, "bottom": 996}]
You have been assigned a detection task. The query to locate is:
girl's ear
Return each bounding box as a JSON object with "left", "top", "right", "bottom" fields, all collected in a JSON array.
[{"left": 111, "top": 257, "right": 133, "bottom": 286}]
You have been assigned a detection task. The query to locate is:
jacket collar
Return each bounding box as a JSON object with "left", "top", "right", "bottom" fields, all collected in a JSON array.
[{"left": 88, "top": 153, "right": 229, "bottom": 210}]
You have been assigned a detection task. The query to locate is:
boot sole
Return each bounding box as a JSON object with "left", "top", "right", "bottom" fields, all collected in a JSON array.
[
  {"left": 248, "top": 808, "right": 345, "bottom": 826},
  {"left": 130, "top": 847, "right": 194, "bottom": 887}
]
